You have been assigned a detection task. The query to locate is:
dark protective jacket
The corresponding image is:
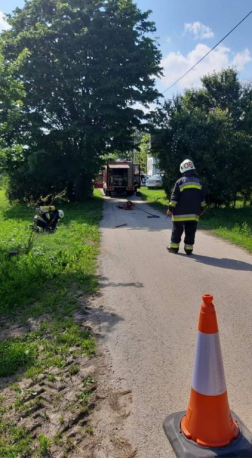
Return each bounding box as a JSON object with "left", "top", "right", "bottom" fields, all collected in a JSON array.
[
  {"left": 35, "top": 210, "right": 60, "bottom": 229},
  {"left": 168, "top": 171, "right": 206, "bottom": 222}
]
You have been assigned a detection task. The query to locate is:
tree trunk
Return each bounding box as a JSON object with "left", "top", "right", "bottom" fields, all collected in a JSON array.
[{"left": 74, "top": 173, "right": 93, "bottom": 201}]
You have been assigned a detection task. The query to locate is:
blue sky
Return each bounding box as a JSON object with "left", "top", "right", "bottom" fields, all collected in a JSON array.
[{"left": 0, "top": 0, "right": 251, "bottom": 100}]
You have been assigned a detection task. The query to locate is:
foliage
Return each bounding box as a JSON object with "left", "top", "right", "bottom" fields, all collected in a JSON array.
[
  {"left": 0, "top": 50, "right": 26, "bottom": 183},
  {"left": 0, "top": 0, "right": 162, "bottom": 202},
  {"left": 199, "top": 206, "right": 252, "bottom": 252},
  {"left": 0, "top": 50, "right": 26, "bottom": 143},
  {"left": 136, "top": 133, "right": 149, "bottom": 173},
  {"left": 38, "top": 435, "right": 51, "bottom": 457},
  {"left": 107, "top": 130, "right": 150, "bottom": 173},
  {"left": 0, "top": 422, "right": 32, "bottom": 457},
  {"left": 150, "top": 69, "right": 252, "bottom": 206},
  {"left": 0, "top": 340, "right": 36, "bottom": 377}
]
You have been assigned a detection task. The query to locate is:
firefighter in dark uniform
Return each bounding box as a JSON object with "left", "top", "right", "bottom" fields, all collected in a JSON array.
[
  {"left": 167, "top": 159, "right": 206, "bottom": 255},
  {"left": 33, "top": 207, "right": 64, "bottom": 232}
]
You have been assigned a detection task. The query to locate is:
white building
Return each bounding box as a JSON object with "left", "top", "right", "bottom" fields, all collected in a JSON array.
[{"left": 147, "top": 155, "right": 161, "bottom": 176}]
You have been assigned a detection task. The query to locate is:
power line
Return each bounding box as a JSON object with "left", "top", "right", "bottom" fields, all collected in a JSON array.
[{"left": 162, "top": 10, "right": 252, "bottom": 95}]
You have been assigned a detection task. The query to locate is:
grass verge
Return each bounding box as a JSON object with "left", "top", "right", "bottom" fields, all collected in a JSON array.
[
  {"left": 140, "top": 187, "right": 252, "bottom": 253},
  {"left": 199, "top": 207, "right": 252, "bottom": 252},
  {"left": 140, "top": 187, "right": 168, "bottom": 214},
  {"left": 0, "top": 188, "right": 102, "bottom": 457}
]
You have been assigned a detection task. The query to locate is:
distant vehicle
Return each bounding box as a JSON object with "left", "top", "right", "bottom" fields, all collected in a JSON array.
[
  {"left": 146, "top": 174, "right": 163, "bottom": 188},
  {"left": 141, "top": 174, "right": 149, "bottom": 186},
  {"left": 94, "top": 171, "right": 103, "bottom": 188},
  {"left": 103, "top": 161, "right": 141, "bottom": 196}
]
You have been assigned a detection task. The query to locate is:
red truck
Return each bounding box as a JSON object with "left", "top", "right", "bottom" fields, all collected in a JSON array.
[{"left": 102, "top": 161, "right": 141, "bottom": 197}]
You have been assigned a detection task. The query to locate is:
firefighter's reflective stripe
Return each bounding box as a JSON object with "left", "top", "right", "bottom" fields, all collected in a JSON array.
[
  {"left": 169, "top": 200, "right": 177, "bottom": 207},
  {"left": 36, "top": 213, "right": 50, "bottom": 223},
  {"left": 172, "top": 214, "right": 199, "bottom": 222},
  {"left": 169, "top": 243, "right": 179, "bottom": 248},
  {"left": 180, "top": 184, "right": 202, "bottom": 192},
  {"left": 185, "top": 244, "right": 193, "bottom": 250},
  {"left": 40, "top": 206, "right": 55, "bottom": 212}
]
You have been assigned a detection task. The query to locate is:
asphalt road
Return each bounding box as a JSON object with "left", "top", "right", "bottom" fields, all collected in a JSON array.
[{"left": 99, "top": 194, "right": 252, "bottom": 458}]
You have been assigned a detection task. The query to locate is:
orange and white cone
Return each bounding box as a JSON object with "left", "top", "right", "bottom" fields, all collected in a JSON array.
[
  {"left": 181, "top": 294, "right": 239, "bottom": 447},
  {"left": 163, "top": 294, "right": 252, "bottom": 457}
]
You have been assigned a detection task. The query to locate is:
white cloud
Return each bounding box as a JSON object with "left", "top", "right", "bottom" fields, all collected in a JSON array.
[
  {"left": 232, "top": 48, "right": 252, "bottom": 71},
  {"left": 161, "top": 44, "right": 252, "bottom": 91},
  {"left": 165, "top": 36, "right": 172, "bottom": 44},
  {"left": 184, "top": 22, "right": 214, "bottom": 40},
  {"left": 0, "top": 11, "right": 10, "bottom": 31}
]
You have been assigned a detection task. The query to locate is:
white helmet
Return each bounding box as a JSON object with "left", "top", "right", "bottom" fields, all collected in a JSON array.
[
  {"left": 180, "top": 159, "right": 195, "bottom": 174},
  {"left": 58, "top": 210, "right": 64, "bottom": 219}
]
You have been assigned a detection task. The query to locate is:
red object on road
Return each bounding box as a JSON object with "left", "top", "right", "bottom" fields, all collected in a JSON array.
[{"left": 122, "top": 201, "right": 135, "bottom": 210}]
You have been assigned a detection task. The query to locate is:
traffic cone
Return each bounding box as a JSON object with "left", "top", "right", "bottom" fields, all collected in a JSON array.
[
  {"left": 163, "top": 294, "right": 252, "bottom": 457},
  {"left": 181, "top": 294, "right": 238, "bottom": 447}
]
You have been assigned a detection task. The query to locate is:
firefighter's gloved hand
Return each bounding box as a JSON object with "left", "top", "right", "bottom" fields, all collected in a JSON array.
[{"left": 167, "top": 210, "right": 173, "bottom": 217}]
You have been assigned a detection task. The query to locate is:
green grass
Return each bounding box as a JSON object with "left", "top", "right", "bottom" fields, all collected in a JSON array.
[
  {"left": 0, "top": 188, "right": 103, "bottom": 456},
  {"left": 140, "top": 187, "right": 168, "bottom": 214},
  {"left": 69, "top": 364, "right": 80, "bottom": 376},
  {"left": 38, "top": 434, "right": 51, "bottom": 457},
  {"left": 0, "top": 189, "right": 102, "bottom": 318},
  {"left": 0, "top": 422, "right": 32, "bottom": 458},
  {"left": 86, "top": 425, "right": 94, "bottom": 435},
  {"left": 199, "top": 207, "right": 252, "bottom": 252},
  {"left": 140, "top": 187, "right": 252, "bottom": 253},
  {"left": 0, "top": 340, "right": 37, "bottom": 377}
]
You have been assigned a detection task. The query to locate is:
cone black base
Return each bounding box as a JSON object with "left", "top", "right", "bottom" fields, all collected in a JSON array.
[{"left": 163, "top": 411, "right": 252, "bottom": 457}]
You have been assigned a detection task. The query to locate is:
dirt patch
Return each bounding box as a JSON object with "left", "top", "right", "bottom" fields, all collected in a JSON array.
[
  {"left": 0, "top": 294, "right": 136, "bottom": 458},
  {"left": 0, "top": 315, "right": 51, "bottom": 340}
]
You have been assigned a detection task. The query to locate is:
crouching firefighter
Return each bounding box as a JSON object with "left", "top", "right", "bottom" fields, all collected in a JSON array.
[
  {"left": 32, "top": 206, "right": 64, "bottom": 232},
  {"left": 167, "top": 159, "right": 206, "bottom": 255}
]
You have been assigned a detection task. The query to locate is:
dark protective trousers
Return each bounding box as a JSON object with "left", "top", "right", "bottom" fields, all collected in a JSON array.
[
  {"left": 34, "top": 216, "right": 48, "bottom": 230},
  {"left": 171, "top": 221, "right": 198, "bottom": 248}
]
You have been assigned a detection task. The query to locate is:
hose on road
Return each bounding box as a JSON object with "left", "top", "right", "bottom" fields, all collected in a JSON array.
[{"left": 127, "top": 201, "right": 160, "bottom": 218}]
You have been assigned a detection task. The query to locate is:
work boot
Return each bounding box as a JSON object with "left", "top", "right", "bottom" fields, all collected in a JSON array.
[
  {"left": 184, "top": 245, "right": 193, "bottom": 255},
  {"left": 167, "top": 247, "right": 179, "bottom": 254}
]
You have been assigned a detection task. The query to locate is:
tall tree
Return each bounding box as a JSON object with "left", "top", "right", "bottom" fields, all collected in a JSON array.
[
  {"left": 1, "top": 0, "right": 162, "bottom": 201},
  {"left": 0, "top": 49, "right": 26, "bottom": 183},
  {"left": 151, "top": 69, "right": 252, "bottom": 206}
]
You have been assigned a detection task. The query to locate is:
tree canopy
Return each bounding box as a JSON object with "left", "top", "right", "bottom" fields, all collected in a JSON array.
[
  {"left": 0, "top": 0, "right": 162, "bottom": 201},
  {"left": 150, "top": 69, "right": 252, "bottom": 206}
]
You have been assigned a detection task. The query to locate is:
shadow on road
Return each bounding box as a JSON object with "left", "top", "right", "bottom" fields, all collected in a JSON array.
[
  {"left": 184, "top": 253, "right": 252, "bottom": 271},
  {"left": 77, "top": 294, "right": 125, "bottom": 336}
]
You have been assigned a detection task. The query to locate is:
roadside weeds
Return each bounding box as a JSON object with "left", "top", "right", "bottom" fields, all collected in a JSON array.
[{"left": 0, "top": 189, "right": 136, "bottom": 457}]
